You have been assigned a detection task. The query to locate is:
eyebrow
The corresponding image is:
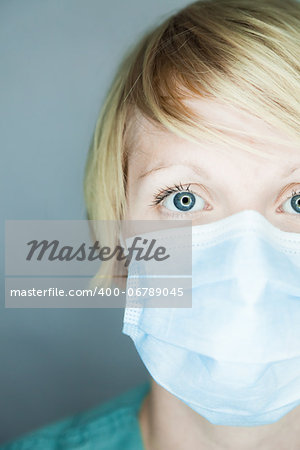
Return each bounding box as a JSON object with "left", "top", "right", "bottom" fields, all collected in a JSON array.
[
  {"left": 286, "top": 167, "right": 300, "bottom": 177},
  {"left": 138, "top": 162, "right": 300, "bottom": 180},
  {"left": 138, "top": 163, "right": 211, "bottom": 180}
]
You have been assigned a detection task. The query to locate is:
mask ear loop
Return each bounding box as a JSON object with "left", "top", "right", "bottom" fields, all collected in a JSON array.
[
  {"left": 115, "top": 229, "right": 131, "bottom": 297},
  {"left": 119, "top": 229, "right": 144, "bottom": 325},
  {"left": 118, "top": 229, "right": 129, "bottom": 257}
]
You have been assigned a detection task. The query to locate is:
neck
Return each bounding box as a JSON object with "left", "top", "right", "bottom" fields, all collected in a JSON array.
[{"left": 139, "top": 380, "right": 300, "bottom": 450}]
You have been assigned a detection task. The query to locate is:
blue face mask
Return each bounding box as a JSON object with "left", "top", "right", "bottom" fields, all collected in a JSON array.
[{"left": 122, "top": 210, "right": 300, "bottom": 427}]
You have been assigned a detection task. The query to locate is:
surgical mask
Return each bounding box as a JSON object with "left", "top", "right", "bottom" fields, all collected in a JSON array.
[{"left": 122, "top": 209, "right": 300, "bottom": 427}]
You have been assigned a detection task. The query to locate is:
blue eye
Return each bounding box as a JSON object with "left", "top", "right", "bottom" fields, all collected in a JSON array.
[
  {"left": 173, "top": 191, "right": 195, "bottom": 211},
  {"left": 282, "top": 194, "right": 300, "bottom": 214},
  {"left": 162, "top": 190, "right": 206, "bottom": 213},
  {"left": 291, "top": 195, "right": 300, "bottom": 213}
]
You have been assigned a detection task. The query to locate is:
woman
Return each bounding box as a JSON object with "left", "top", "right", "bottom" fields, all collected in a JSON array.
[{"left": 3, "top": 0, "right": 300, "bottom": 448}]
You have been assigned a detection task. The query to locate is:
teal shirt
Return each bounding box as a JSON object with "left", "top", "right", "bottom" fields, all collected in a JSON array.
[{"left": 1, "top": 382, "right": 150, "bottom": 450}]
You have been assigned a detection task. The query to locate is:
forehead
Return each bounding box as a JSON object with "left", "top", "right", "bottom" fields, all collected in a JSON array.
[{"left": 126, "top": 98, "right": 299, "bottom": 164}]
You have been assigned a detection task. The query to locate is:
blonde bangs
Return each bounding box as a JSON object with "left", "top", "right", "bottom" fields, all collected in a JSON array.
[{"left": 124, "top": 0, "right": 300, "bottom": 154}]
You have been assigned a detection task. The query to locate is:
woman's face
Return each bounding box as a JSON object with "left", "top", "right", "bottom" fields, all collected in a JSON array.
[{"left": 126, "top": 98, "right": 300, "bottom": 232}]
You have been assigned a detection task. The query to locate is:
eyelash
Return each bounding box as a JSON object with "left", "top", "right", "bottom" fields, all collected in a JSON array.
[
  {"left": 150, "top": 184, "right": 300, "bottom": 213},
  {"left": 151, "top": 183, "right": 193, "bottom": 206},
  {"left": 285, "top": 189, "right": 300, "bottom": 200}
]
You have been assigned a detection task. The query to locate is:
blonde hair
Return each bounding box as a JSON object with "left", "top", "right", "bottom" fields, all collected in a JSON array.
[{"left": 84, "top": 0, "right": 300, "bottom": 285}]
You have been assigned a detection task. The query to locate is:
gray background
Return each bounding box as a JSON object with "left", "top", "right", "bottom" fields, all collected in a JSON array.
[{"left": 0, "top": 0, "right": 190, "bottom": 444}]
